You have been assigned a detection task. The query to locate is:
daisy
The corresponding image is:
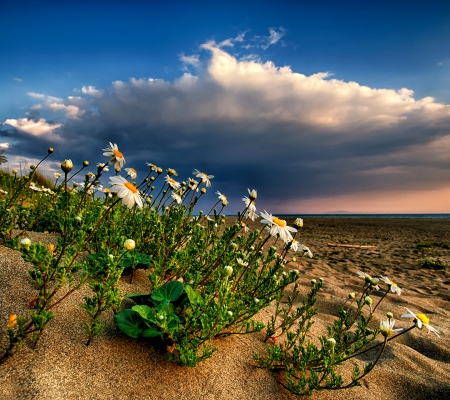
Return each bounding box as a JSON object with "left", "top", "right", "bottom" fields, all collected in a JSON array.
[
  {"left": 379, "top": 275, "right": 402, "bottom": 295},
  {"left": 241, "top": 221, "right": 249, "bottom": 233},
  {"left": 109, "top": 176, "right": 143, "bottom": 209},
  {"left": 188, "top": 178, "right": 199, "bottom": 191},
  {"left": 164, "top": 175, "right": 181, "bottom": 190},
  {"left": 299, "top": 244, "right": 313, "bottom": 258},
  {"left": 356, "top": 270, "right": 380, "bottom": 290},
  {"left": 53, "top": 172, "right": 61, "bottom": 179},
  {"left": 247, "top": 188, "right": 257, "bottom": 201},
  {"left": 97, "top": 162, "right": 109, "bottom": 172},
  {"left": 216, "top": 191, "right": 227, "bottom": 202},
  {"left": 146, "top": 162, "right": 158, "bottom": 172},
  {"left": 167, "top": 168, "right": 178, "bottom": 176},
  {"left": 171, "top": 192, "right": 182, "bottom": 205},
  {"left": 401, "top": 308, "right": 440, "bottom": 337},
  {"left": 103, "top": 142, "right": 125, "bottom": 169},
  {"left": 379, "top": 318, "right": 403, "bottom": 338},
  {"left": 125, "top": 167, "right": 137, "bottom": 179},
  {"left": 260, "top": 210, "right": 297, "bottom": 243},
  {"left": 193, "top": 169, "right": 214, "bottom": 187}
]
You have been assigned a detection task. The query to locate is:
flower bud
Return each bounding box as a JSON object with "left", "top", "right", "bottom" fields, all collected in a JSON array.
[
  {"left": 364, "top": 296, "right": 373, "bottom": 305},
  {"left": 370, "top": 278, "right": 379, "bottom": 286},
  {"left": 30, "top": 165, "right": 35, "bottom": 170},
  {"left": 150, "top": 176, "right": 155, "bottom": 181},
  {"left": 75, "top": 215, "right": 82, "bottom": 223},
  {"left": 83, "top": 160, "right": 89, "bottom": 167},
  {"left": 19, "top": 237, "right": 31, "bottom": 250},
  {"left": 48, "top": 147, "right": 54, "bottom": 154},
  {"left": 61, "top": 159, "right": 73, "bottom": 173},
  {"left": 386, "top": 312, "right": 394, "bottom": 320},
  {"left": 348, "top": 292, "right": 356, "bottom": 299},
  {"left": 327, "top": 338, "right": 336, "bottom": 348},
  {"left": 223, "top": 265, "right": 233, "bottom": 277},
  {"left": 311, "top": 279, "right": 317, "bottom": 285},
  {"left": 12, "top": 169, "right": 18, "bottom": 175},
  {"left": 227, "top": 311, "right": 233, "bottom": 317},
  {"left": 293, "top": 218, "right": 303, "bottom": 228},
  {"left": 157, "top": 168, "right": 163, "bottom": 174},
  {"left": 124, "top": 239, "right": 135, "bottom": 250},
  {"left": 254, "top": 298, "right": 260, "bottom": 303},
  {"left": 201, "top": 188, "right": 206, "bottom": 194}
]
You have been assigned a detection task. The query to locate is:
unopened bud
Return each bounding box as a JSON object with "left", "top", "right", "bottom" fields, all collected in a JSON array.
[
  {"left": 124, "top": 239, "right": 135, "bottom": 251},
  {"left": 364, "top": 296, "right": 373, "bottom": 305},
  {"left": 61, "top": 159, "right": 73, "bottom": 173},
  {"left": 48, "top": 147, "right": 54, "bottom": 154},
  {"left": 20, "top": 237, "right": 31, "bottom": 250},
  {"left": 223, "top": 266, "right": 233, "bottom": 277}
]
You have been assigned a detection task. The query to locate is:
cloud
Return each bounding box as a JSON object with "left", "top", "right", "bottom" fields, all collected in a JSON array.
[
  {"left": 13, "top": 78, "right": 22, "bottom": 82},
  {"left": 3, "top": 118, "right": 62, "bottom": 139},
  {"left": 3, "top": 41, "right": 450, "bottom": 212},
  {"left": 261, "top": 27, "right": 285, "bottom": 50}
]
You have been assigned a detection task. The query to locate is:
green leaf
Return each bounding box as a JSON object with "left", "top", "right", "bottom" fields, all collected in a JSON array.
[
  {"left": 142, "top": 327, "right": 164, "bottom": 338},
  {"left": 151, "top": 281, "right": 184, "bottom": 303},
  {"left": 114, "top": 309, "right": 144, "bottom": 339},
  {"left": 185, "top": 285, "right": 203, "bottom": 306},
  {"left": 132, "top": 305, "right": 155, "bottom": 321},
  {"left": 126, "top": 292, "right": 154, "bottom": 306}
]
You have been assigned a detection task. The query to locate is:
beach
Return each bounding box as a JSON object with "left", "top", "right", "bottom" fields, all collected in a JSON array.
[{"left": 0, "top": 217, "right": 449, "bottom": 399}]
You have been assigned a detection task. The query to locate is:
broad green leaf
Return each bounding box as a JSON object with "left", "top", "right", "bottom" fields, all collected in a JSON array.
[
  {"left": 126, "top": 293, "right": 154, "bottom": 306},
  {"left": 114, "top": 309, "right": 144, "bottom": 339},
  {"left": 185, "top": 285, "right": 204, "bottom": 306},
  {"left": 132, "top": 305, "right": 155, "bottom": 321},
  {"left": 151, "top": 281, "right": 184, "bottom": 303},
  {"left": 142, "top": 327, "right": 164, "bottom": 338}
]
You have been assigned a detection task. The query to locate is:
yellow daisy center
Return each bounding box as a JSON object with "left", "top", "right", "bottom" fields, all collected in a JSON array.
[
  {"left": 131, "top": 168, "right": 136, "bottom": 173},
  {"left": 113, "top": 149, "right": 123, "bottom": 159},
  {"left": 125, "top": 182, "right": 138, "bottom": 194},
  {"left": 273, "top": 217, "right": 286, "bottom": 227},
  {"left": 417, "top": 313, "right": 429, "bottom": 325}
]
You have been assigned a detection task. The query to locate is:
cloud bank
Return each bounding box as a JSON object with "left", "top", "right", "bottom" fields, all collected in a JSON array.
[{"left": 2, "top": 37, "right": 450, "bottom": 212}]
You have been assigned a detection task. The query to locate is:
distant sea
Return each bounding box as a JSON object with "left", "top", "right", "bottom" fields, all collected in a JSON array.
[{"left": 276, "top": 214, "right": 450, "bottom": 219}]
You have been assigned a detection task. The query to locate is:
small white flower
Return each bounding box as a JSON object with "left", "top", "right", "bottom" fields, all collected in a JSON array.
[
  {"left": 110, "top": 176, "right": 143, "bottom": 209},
  {"left": 192, "top": 169, "right": 214, "bottom": 187},
  {"left": 97, "top": 162, "right": 109, "bottom": 172},
  {"left": 379, "top": 318, "right": 403, "bottom": 338},
  {"left": 247, "top": 188, "right": 257, "bottom": 200},
  {"left": 216, "top": 191, "right": 227, "bottom": 202},
  {"left": 224, "top": 265, "right": 233, "bottom": 277},
  {"left": 171, "top": 192, "right": 182, "bottom": 205},
  {"left": 146, "top": 162, "right": 158, "bottom": 172},
  {"left": 53, "top": 172, "right": 61, "bottom": 179},
  {"left": 401, "top": 308, "right": 440, "bottom": 337},
  {"left": 356, "top": 270, "right": 380, "bottom": 290},
  {"left": 165, "top": 175, "right": 181, "bottom": 190},
  {"left": 379, "top": 275, "right": 402, "bottom": 295},
  {"left": 260, "top": 210, "right": 297, "bottom": 243},
  {"left": 299, "top": 244, "right": 313, "bottom": 258},
  {"left": 125, "top": 168, "right": 137, "bottom": 179},
  {"left": 103, "top": 142, "right": 125, "bottom": 169}
]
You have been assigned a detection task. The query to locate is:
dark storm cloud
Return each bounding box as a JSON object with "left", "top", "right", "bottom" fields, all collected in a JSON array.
[{"left": 3, "top": 42, "right": 450, "bottom": 212}]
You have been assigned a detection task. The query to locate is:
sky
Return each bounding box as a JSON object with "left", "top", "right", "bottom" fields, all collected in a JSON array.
[{"left": 1, "top": 0, "right": 450, "bottom": 214}]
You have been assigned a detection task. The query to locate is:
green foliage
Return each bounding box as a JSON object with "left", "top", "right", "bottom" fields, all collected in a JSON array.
[
  {"left": 416, "top": 241, "right": 450, "bottom": 250},
  {"left": 419, "top": 257, "right": 448, "bottom": 270}
]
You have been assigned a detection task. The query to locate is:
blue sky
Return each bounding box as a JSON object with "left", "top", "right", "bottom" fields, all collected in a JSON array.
[{"left": 1, "top": 0, "right": 450, "bottom": 213}]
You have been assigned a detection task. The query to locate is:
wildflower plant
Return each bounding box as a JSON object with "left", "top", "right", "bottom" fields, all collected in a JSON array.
[{"left": 0, "top": 142, "right": 442, "bottom": 398}]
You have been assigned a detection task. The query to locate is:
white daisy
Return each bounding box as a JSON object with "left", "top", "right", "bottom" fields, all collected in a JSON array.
[
  {"left": 109, "top": 176, "right": 143, "bottom": 209},
  {"left": 165, "top": 175, "right": 181, "bottom": 190},
  {"left": 379, "top": 318, "right": 403, "bottom": 338},
  {"left": 103, "top": 142, "right": 125, "bottom": 169},
  {"left": 125, "top": 167, "right": 137, "bottom": 179},
  {"left": 167, "top": 168, "right": 178, "bottom": 176},
  {"left": 299, "top": 244, "right": 313, "bottom": 258},
  {"left": 97, "top": 162, "right": 109, "bottom": 172},
  {"left": 401, "top": 308, "right": 440, "bottom": 337},
  {"left": 53, "top": 172, "right": 61, "bottom": 179},
  {"left": 216, "top": 191, "right": 227, "bottom": 202},
  {"left": 146, "top": 162, "right": 158, "bottom": 172},
  {"left": 260, "top": 210, "right": 297, "bottom": 243},
  {"left": 356, "top": 270, "right": 380, "bottom": 290},
  {"left": 171, "top": 192, "right": 182, "bottom": 205},
  {"left": 192, "top": 169, "right": 214, "bottom": 187},
  {"left": 247, "top": 188, "right": 257, "bottom": 201},
  {"left": 379, "top": 275, "right": 402, "bottom": 295}
]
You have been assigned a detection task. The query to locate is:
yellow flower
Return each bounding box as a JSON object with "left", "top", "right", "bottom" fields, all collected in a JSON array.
[{"left": 7, "top": 314, "right": 17, "bottom": 329}]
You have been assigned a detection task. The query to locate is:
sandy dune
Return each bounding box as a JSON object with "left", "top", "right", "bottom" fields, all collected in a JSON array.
[{"left": 1, "top": 218, "right": 449, "bottom": 399}]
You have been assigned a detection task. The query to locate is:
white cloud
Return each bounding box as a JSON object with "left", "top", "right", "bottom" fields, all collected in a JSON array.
[
  {"left": 81, "top": 86, "right": 103, "bottom": 97},
  {"left": 261, "top": 27, "right": 285, "bottom": 50},
  {"left": 180, "top": 54, "right": 200, "bottom": 67},
  {"left": 3, "top": 118, "right": 62, "bottom": 139},
  {"left": 13, "top": 78, "right": 22, "bottom": 82}
]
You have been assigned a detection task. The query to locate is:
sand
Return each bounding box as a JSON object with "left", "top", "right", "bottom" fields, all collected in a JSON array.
[{"left": 0, "top": 218, "right": 449, "bottom": 399}]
